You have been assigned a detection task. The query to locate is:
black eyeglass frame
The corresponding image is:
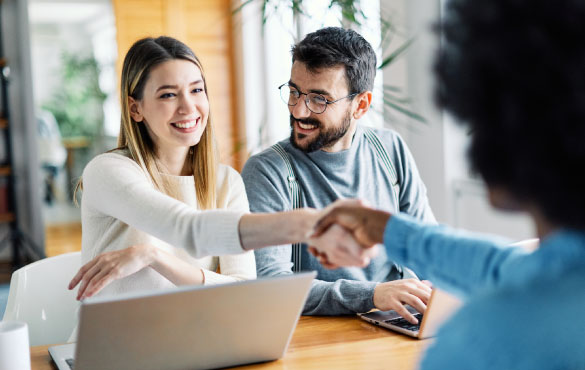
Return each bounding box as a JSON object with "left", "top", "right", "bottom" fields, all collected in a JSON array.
[{"left": 278, "top": 83, "right": 359, "bottom": 114}]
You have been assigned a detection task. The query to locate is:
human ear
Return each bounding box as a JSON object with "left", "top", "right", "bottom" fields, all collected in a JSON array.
[
  {"left": 128, "top": 96, "right": 144, "bottom": 122},
  {"left": 352, "top": 91, "right": 372, "bottom": 120}
]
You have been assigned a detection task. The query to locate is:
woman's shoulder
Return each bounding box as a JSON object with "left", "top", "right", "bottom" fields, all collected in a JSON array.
[
  {"left": 83, "top": 149, "right": 143, "bottom": 180},
  {"left": 217, "top": 163, "right": 243, "bottom": 183},
  {"left": 215, "top": 164, "right": 248, "bottom": 211},
  {"left": 216, "top": 164, "right": 246, "bottom": 195}
]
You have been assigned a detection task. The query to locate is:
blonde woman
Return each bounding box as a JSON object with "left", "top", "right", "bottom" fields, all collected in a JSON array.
[{"left": 68, "top": 36, "right": 364, "bottom": 301}]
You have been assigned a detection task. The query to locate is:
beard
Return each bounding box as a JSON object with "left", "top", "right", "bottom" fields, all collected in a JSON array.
[{"left": 289, "top": 109, "right": 352, "bottom": 153}]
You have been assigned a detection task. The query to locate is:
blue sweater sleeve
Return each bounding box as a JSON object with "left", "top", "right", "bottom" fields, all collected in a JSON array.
[
  {"left": 421, "top": 268, "right": 585, "bottom": 370},
  {"left": 383, "top": 213, "right": 528, "bottom": 296}
]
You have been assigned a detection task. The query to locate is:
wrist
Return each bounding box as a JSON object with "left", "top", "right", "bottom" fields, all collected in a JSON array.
[
  {"left": 368, "top": 210, "right": 391, "bottom": 245},
  {"left": 293, "top": 208, "right": 319, "bottom": 242},
  {"left": 146, "top": 245, "right": 162, "bottom": 269},
  {"left": 372, "top": 282, "right": 381, "bottom": 309},
  {"left": 199, "top": 269, "right": 205, "bottom": 285}
]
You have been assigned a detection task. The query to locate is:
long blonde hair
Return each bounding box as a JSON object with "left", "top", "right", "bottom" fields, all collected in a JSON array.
[{"left": 76, "top": 36, "right": 217, "bottom": 209}]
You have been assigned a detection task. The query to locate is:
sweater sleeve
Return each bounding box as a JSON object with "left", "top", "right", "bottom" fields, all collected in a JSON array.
[
  {"left": 383, "top": 213, "right": 527, "bottom": 296},
  {"left": 203, "top": 168, "right": 257, "bottom": 285},
  {"left": 82, "top": 153, "right": 245, "bottom": 259}
]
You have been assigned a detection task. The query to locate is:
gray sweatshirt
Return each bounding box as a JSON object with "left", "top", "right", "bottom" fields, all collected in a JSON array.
[{"left": 241, "top": 125, "right": 435, "bottom": 315}]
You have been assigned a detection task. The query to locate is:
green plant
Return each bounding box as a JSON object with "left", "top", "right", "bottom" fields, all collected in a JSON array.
[
  {"left": 233, "top": 0, "right": 425, "bottom": 123},
  {"left": 42, "top": 52, "right": 107, "bottom": 138}
]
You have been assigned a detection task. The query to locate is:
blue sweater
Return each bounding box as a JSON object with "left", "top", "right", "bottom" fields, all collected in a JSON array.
[
  {"left": 242, "top": 125, "right": 435, "bottom": 315},
  {"left": 385, "top": 214, "right": 585, "bottom": 369}
]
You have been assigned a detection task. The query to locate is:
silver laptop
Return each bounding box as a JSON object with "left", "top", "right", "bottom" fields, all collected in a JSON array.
[
  {"left": 49, "top": 272, "right": 316, "bottom": 370},
  {"left": 358, "top": 287, "right": 463, "bottom": 339}
]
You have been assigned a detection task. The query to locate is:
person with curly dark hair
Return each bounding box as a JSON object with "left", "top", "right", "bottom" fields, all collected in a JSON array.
[{"left": 309, "top": 0, "right": 585, "bottom": 368}]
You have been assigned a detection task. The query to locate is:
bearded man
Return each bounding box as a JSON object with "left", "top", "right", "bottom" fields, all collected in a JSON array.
[{"left": 241, "top": 27, "right": 435, "bottom": 316}]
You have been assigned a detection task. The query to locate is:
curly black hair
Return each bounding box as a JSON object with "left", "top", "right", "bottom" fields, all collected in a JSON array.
[
  {"left": 292, "top": 27, "right": 377, "bottom": 94},
  {"left": 435, "top": 0, "right": 585, "bottom": 229}
]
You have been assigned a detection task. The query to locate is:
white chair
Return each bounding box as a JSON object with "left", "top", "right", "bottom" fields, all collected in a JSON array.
[{"left": 2, "top": 252, "right": 81, "bottom": 346}]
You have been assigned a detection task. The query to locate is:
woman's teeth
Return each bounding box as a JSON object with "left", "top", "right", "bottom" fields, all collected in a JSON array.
[{"left": 174, "top": 120, "right": 197, "bottom": 129}]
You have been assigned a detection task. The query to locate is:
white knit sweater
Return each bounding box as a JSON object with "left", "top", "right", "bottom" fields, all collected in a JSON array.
[{"left": 80, "top": 151, "right": 256, "bottom": 297}]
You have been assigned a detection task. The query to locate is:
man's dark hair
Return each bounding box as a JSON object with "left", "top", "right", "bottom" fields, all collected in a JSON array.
[
  {"left": 292, "top": 27, "right": 377, "bottom": 94},
  {"left": 435, "top": 0, "right": 585, "bottom": 229}
]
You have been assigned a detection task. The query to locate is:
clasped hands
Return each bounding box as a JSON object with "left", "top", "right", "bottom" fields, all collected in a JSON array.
[
  {"left": 310, "top": 200, "right": 432, "bottom": 324},
  {"left": 308, "top": 199, "right": 391, "bottom": 269}
]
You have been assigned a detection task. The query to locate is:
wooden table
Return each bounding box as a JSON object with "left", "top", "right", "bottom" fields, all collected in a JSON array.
[{"left": 31, "top": 316, "right": 432, "bottom": 370}]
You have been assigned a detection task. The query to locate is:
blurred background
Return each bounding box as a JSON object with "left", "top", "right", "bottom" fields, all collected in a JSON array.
[{"left": 0, "top": 0, "right": 534, "bottom": 314}]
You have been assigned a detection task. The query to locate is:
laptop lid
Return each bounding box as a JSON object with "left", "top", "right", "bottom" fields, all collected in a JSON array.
[
  {"left": 358, "top": 287, "right": 462, "bottom": 339},
  {"left": 55, "top": 272, "right": 315, "bottom": 370},
  {"left": 418, "top": 288, "right": 463, "bottom": 338}
]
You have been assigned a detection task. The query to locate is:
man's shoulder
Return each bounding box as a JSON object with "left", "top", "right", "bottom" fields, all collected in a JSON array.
[
  {"left": 358, "top": 125, "right": 415, "bottom": 166},
  {"left": 242, "top": 138, "right": 294, "bottom": 176},
  {"left": 359, "top": 125, "right": 403, "bottom": 147}
]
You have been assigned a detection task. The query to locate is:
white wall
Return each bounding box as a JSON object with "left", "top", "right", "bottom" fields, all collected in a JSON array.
[
  {"left": 29, "top": 0, "right": 118, "bottom": 137},
  {"left": 27, "top": 0, "right": 117, "bottom": 226},
  {"left": 30, "top": 23, "right": 93, "bottom": 106},
  {"left": 381, "top": 0, "right": 535, "bottom": 241}
]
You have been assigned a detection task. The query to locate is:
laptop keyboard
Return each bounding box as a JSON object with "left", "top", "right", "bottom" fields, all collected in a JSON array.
[
  {"left": 66, "top": 358, "right": 75, "bottom": 369},
  {"left": 385, "top": 313, "right": 423, "bottom": 332}
]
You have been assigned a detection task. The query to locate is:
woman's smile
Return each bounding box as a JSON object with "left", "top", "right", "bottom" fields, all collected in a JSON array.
[{"left": 171, "top": 117, "right": 200, "bottom": 131}]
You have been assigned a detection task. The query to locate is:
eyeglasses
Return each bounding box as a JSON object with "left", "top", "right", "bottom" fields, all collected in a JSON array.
[{"left": 278, "top": 83, "right": 358, "bottom": 114}]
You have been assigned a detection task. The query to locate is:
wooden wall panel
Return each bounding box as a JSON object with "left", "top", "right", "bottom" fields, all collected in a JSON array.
[{"left": 112, "top": 0, "right": 243, "bottom": 169}]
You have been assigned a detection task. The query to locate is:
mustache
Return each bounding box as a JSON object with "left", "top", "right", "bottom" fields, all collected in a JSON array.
[{"left": 290, "top": 114, "right": 321, "bottom": 128}]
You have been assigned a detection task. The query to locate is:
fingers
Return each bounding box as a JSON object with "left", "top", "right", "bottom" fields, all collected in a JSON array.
[
  {"left": 312, "top": 201, "right": 366, "bottom": 238},
  {"left": 404, "top": 279, "right": 432, "bottom": 305},
  {"left": 308, "top": 246, "right": 318, "bottom": 258},
  {"left": 374, "top": 279, "right": 433, "bottom": 324},
  {"left": 313, "top": 245, "right": 378, "bottom": 269},
  {"left": 400, "top": 279, "right": 432, "bottom": 306},
  {"left": 329, "top": 233, "right": 368, "bottom": 266},
  {"left": 313, "top": 208, "right": 383, "bottom": 249},
  {"left": 363, "top": 245, "right": 379, "bottom": 261},
  {"left": 327, "top": 198, "right": 366, "bottom": 210},
  {"left": 311, "top": 210, "right": 342, "bottom": 238},
  {"left": 69, "top": 258, "right": 99, "bottom": 290},
  {"left": 414, "top": 286, "right": 432, "bottom": 306},
  {"left": 311, "top": 243, "right": 363, "bottom": 268},
  {"left": 309, "top": 224, "right": 373, "bottom": 268},
  {"left": 76, "top": 261, "right": 103, "bottom": 300},
  {"left": 385, "top": 295, "right": 425, "bottom": 325},
  {"left": 69, "top": 271, "right": 84, "bottom": 290},
  {"left": 391, "top": 302, "right": 419, "bottom": 325},
  {"left": 80, "top": 268, "right": 114, "bottom": 300},
  {"left": 309, "top": 247, "right": 339, "bottom": 269},
  {"left": 401, "top": 295, "right": 427, "bottom": 316},
  {"left": 71, "top": 247, "right": 148, "bottom": 300},
  {"left": 310, "top": 200, "right": 364, "bottom": 238}
]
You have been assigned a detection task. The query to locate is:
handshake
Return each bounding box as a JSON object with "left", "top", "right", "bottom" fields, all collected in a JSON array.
[{"left": 307, "top": 199, "right": 392, "bottom": 269}]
